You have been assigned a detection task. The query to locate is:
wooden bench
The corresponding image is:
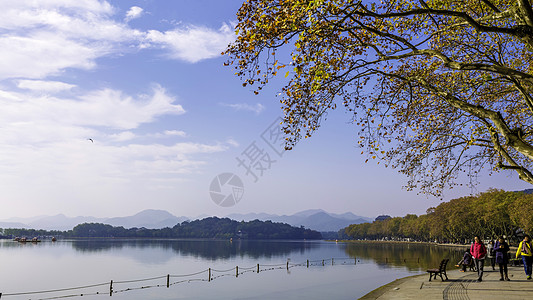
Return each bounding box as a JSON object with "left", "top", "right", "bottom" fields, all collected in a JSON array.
[{"left": 427, "top": 258, "right": 449, "bottom": 281}]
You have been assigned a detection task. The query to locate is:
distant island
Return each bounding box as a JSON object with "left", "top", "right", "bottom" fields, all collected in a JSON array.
[{"left": 2, "top": 217, "right": 322, "bottom": 240}]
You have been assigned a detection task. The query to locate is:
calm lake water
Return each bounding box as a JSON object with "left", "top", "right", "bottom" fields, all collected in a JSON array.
[{"left": 0, "top": 239, "right": 464, "bottom": 299}]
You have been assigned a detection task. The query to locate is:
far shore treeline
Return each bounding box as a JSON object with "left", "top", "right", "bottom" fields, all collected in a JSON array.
[
  {"left": 344, "top": 189, "right": 533, "bottom": 243},
  {"left": 1, "top": 217, "right": 322, "bottom": 240}
]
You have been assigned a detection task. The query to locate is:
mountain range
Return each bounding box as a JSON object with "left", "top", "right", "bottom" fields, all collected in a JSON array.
[
  {"left": 226, "top": 209, "right": 371, "bottom": 232},
  {"left": 0, "top": 210, "right": 188, "bottom": 231},
  {"left": 0, "top": 209, "right": 371, "bottom": 232}
]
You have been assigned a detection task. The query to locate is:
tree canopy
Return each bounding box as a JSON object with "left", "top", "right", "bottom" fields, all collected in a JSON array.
[
  {"left": 225, "top": 0, "right": 533, "bottom": 195},
  {"left": 344, "top": 189, "right": 533, "bottom": 242}
]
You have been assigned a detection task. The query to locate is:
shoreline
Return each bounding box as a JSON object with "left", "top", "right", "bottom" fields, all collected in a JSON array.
[
  {"left": 335, "top": 239, "right": 470, "bottom": 247},
  {"left": 336, "top": 239, "right": 519, "bottom": 250}
]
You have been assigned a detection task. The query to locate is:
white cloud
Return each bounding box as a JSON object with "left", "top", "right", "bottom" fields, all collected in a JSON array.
[
  {"left": 0, "top": 33, "right": 102, "bottom": 79},
  {"left": 74, "top": 85, "right": 186, "bottom": 129},
  {"left": 220, "top": 103, "right": 265, "bottom": 114},
  {"left": 163, "top": 130, "right": 187, "bottom": 137},
  {"left": 0, "top": 83, "right": 227, "bottom": 211},
  {"left": 110, "top": 130, "right": 188, "bottom": 141},
  {"left": 0, "top": 81, "right": 200, "bottom": 189},
  {"left": 0, "top": 1, "right": 142, "bottom": 80},
  {"left": 17, "top": 80, "right": 76, "bottom": 92},
  {"left": 109, "top": 131, "right": 136, "bottom": 142},
  {"left": 0, "top": 1, "right": 236, "bottom": 80},
  {"left": 0, "top": 1, "right": 114, "bottom": 30},
  {"left": 226, "top": 138, "right": 240, "bottom": 147},
  {"left": 0, "top": 85, "right": 185, "bottom": 145},
  {"left": 145, "top": 23, "right": 236, "bottom": 63},
  {"left": 125, "top": 6, "right": 144, "bottom": 22}
]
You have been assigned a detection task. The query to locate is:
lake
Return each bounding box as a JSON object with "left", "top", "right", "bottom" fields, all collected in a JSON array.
[{"left": 0, "top": 239, "right": 464, "bottom": 299}]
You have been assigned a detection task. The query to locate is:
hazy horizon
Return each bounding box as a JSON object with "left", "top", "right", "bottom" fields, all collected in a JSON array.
[{"left": 0, "top": 208, "right": 372, "bottom": 222}]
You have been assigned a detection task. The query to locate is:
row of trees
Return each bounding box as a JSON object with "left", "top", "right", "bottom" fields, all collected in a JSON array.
[
  {"left": 3, "top": 217, "right": 322, "bottom": 240},
  {"left": 344, "top": 190, "right": 533, "bottom": 243}
]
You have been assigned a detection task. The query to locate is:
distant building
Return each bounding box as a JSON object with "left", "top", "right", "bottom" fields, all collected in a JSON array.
[{"left": 375, "top": 215, "right": 391, "bottom": 222}]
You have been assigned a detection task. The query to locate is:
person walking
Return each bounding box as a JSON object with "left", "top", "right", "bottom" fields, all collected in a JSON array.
[
  {"left": 487, "top": 240, "right": 496, "bottom": 270},
  {"left": 494, "top": 237, "right": 510, "bottom": 281},
  {"left": 470, "top": 236, "right": 487, "bottom": 282},
  {"left": 516, "top": 235, "right": 533, "bottom": 280}
]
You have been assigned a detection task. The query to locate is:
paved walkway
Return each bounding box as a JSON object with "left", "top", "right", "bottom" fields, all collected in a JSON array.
[{"left": 360, "top": 265, "right": 533, "bottom": 299}]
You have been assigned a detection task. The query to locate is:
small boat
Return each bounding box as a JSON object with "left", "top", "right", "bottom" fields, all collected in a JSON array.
[
  {"left": 18, "top": 237, "right": 41, "bottom": 243},
  {"left": 51, "top": 237, "right": 57, "bottom": 242}
]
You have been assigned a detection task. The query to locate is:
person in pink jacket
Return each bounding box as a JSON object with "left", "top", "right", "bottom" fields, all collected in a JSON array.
[{"left": 470, "top": 236, "right": 487, "bottom": 282}]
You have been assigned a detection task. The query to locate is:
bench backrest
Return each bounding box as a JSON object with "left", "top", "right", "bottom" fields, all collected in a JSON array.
[{"left": 439, "top": 258, "right": 449, "bottom": 271}]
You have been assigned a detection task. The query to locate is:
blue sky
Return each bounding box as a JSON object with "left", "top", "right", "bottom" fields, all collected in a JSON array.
[{"left": 0, "top": 0, "right": 530, "bottom": 220}]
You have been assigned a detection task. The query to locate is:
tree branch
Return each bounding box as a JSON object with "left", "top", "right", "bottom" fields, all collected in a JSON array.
[
  {"left": 509, "top": 77, "right": 533, "bottom": 115},
  {"left": 355, "top": 4, "right": 521, "bottom": 37},
  {"left": 480, "top": 0, "right": 501, "bottom": 13},
  {"left": 517, "top": 0, "right": 533, "bottom": 27}
]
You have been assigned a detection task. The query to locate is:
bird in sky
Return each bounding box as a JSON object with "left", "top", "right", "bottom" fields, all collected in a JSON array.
[{"left": 87, "top": 138, "right": 93, "bottom": 143}]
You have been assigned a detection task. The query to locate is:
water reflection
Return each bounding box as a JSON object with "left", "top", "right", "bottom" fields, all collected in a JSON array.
[
  {"left": 343, "top": 242, "right": 464, "bottom": 271},
  {"left": 70, "top": 239, "right": 321, "bottom": 260},
  {"left": 1, "top": 239, "right": 465, "bottom": 272},
  {"left": 0, "top": 240, "right": 459, "bottom": 299}
]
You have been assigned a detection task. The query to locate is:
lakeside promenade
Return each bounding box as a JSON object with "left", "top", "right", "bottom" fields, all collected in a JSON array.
[{"left": 361, "top": 265, "right": 533, "bottom": 299}]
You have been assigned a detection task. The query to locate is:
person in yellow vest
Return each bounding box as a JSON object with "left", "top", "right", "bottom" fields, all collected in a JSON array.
[{"left": 516, "top": 235, "right": 533, "bottom": 280}]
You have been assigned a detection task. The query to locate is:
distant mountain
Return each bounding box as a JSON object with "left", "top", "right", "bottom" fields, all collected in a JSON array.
[
  {"left": 105, "top": 209, "right": 188, "bottom": 229},
  {"left": 3, "top": 215, "right": 49, "bottom": 223},
  {"left": 0, "top": 221, "right": 28, "bottom": 229},
  {"left": 28, "top": 214, "right": 101, "bottom": 231},
  {"left": 226, "top": 209, "right": 370, "bottom": 232},
  {"left": 297, "top": 212, "right": 369, "bottom": 232},
  {"left": 292, "top": 209, "right": 327, "bottom": 218},
  {"left": 329, "top": 212, "right": 367, "bottom": 220},
  {"left": 0, "top": 210, "right": 189, "bottom": 231},
  {"left": 191, "top": 214, "right": 210, "bottom": 220}
]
